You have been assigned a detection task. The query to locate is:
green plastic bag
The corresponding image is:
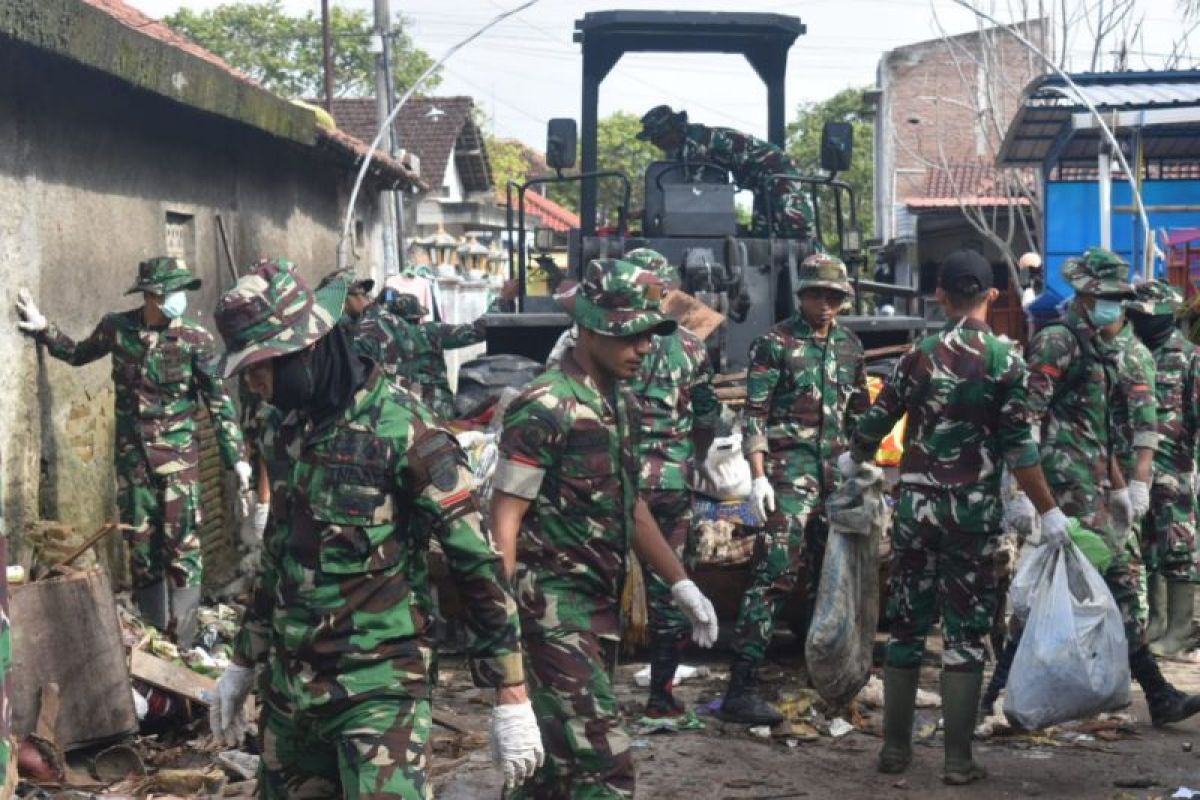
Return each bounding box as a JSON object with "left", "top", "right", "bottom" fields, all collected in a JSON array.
[{"left": 1067, "top": 518, "right": 1112, "bottom": 574}]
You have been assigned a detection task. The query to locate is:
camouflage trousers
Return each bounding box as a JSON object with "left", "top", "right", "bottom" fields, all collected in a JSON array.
[
  {"left": 1057, "top": 482, "right": 1147, "bottom": 652},
  {"left": 510, "top": 630, "right": 634, "bottom": 800},
  {"left": 885, "top": 488, "right": 1000, "bottom": 671},
  {"left": 258, "top": 694, "right": 432, "bottom": 799},
  {"left": 730, "top": 488, "right": 826, "bottom": 666},
  {"left": 644, "top": 490, "right": 693, "bottom": 647},
  {"left": 1141, "top": 478, "right": 1198, "bottom": 582},
  {"left": 417, "top": 381, "right": 455, "bottom": 421},
  {"left": 751, "top": 176, "right": 814, "bottom": 238},
  {"left": 115, "top": 449, "right": 201, "bottom": 589}
]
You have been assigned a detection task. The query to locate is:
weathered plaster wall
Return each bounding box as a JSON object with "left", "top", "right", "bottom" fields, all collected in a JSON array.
[{"left": 0, "top": 39, "right": 383, "bottom": 581}]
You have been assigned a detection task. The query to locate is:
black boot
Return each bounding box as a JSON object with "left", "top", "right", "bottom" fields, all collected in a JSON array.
[
  {"left": 1131, "top": 646, "right": 1200, "bottom": 727},
  {"left": 645, "top": 636, "right": 685, "bottom": 718},
  {"left": 719, "top": 657, "right": 783, "bottom": 726}
]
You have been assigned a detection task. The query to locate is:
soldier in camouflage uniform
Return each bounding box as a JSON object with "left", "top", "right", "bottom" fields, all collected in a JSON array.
[
  {"left": 1021, "top": 248, "right": 1200, "bottom": 727},
  {"left": 843, "top": 250, "right": 1068, "bottom": 784},
  {"left": 1127, "top": 281, "right": 1200, "bottom": 659},
  {"left": 490, "top": 257, "right": 720, "bottom": 799},
  {"left": 207, "top": 259, "right": 543, "bottom": 798},
  {"left": 620, "top": 248, "right": 720, "bottom": 718},
  {"left": 16, "top": 258, "right": 250, "bottom": 646},
  {"left": 719, "top": 254, "right": 870, "bottom": 726},
  {"left": 356, "top": 282, "right": 517, "bottom": 419},
  {"left": 638, "top": 105, "right": 814, "bottom": 239}
]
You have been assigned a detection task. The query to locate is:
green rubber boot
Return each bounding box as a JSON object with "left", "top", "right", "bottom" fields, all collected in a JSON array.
[
  {"left": 1147, "top": 573, "right": 1168, "bottom": 644},
  {"left": 942, "top": 670, "right": 987, "bottom": 786},
  {"left": 878, "top": 666, "right": 919, "bottom": 774},
  {"left": 1151, "top": 581, "right": 1196, "bottom": 658}
]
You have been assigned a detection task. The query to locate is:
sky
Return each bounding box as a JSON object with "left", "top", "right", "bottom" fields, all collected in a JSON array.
[{"left": 129, "top": 0, "right": 1195, "bottom": 147}]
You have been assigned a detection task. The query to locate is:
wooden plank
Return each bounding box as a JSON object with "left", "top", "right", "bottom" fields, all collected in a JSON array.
[
  {"left": 10, "top": 570, "right": 138, "bottom": 749},
  {"left": 130, "top": 649, "right": 216, "bottom": 706},
  {"left": 663, "top": 291, "right": 726, "bottom": 341}
]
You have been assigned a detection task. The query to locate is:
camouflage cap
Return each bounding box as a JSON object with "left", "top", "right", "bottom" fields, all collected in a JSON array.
[
  {"left": 636, "top": 104, "right": 688, "bottom": 142},
  {"left": 1127, "top": 279, "right": 1182, "bottom": 316},
  {"left": 625, "top": 247, "right": 680, "bottom": 289},
  {"left": 124, "top": 256, "right": 201, "bottom": 295},
  {"left": 215, "top": 258, "right": 345, "bottom": 378},
  {"left": 795, "top": 253, "right": 853, "bottom": 296},
  {"left": 318, "top": 268, "right": 374, "bottom": 297},
  {"left": 1062, "top": 247, "right": 1134, "bottom": 298},
  {"left": 555, "top": 258, "right": 678, "bottom": 337},
  {"left": 390, "top": 293, "right": 428, "bottom": 321}
]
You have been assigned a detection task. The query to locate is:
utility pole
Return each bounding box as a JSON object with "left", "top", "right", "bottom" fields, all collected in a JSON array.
[
  {"left": 321, "top": 0, "right": 334, "bottom": 111},
  {"left": 373, "top": 0, "right": 399, "bottom": 280}
]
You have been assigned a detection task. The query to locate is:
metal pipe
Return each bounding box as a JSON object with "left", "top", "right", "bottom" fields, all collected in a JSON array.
[
  {"left": 321, "top": 0, "right": 334, "bottom": 112},
  {"left": 1098, "top": 150, "right": 1112, "bottom": 250}
]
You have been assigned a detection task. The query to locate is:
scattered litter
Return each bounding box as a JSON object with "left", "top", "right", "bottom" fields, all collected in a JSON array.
[
  {"left": 92, "top": 743, "right": 146, "bottom": 782},
  {"left": 634, "top": 710, "right": 705, "bottom": 734},
  {"left": 699, "top": 698, "right": 724, "bottom": 716},
  {"left": 828, "top": 718, "right": 854, "bottom": 738},
  {"left": 217, "top": 750, "right": 261, "bottom": 781},
  {"left": 856, "top": 675, "right": 940, "bottom": 710},
  {"left": 629, "top": 738, "right": 653, "bottom": 749},
  {"left": 748, "top": 725, "right": 772, "bottom": 739},
  {"left": 1173, "top": 789, "right": 1199, "bottom": 800},
  {"left": 632, "top": 664, "right": 705, "bottom": 688}
]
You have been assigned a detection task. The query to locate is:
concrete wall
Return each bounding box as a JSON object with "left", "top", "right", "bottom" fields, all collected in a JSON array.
[{"left": 0, "top": 41, "right": 385, "bottom": 577}]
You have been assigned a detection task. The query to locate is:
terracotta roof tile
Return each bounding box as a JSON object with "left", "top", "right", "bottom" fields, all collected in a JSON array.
[{"left": 904, "top": 160, "right": 1036, "bottom": 208}]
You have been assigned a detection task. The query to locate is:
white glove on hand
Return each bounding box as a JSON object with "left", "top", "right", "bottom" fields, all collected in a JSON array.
[
  {"left": 671, "top": 579, "right": 719, "bottom": 648},
  {"left": 240, "top": 501, "right": 271, "bottom": 547},
  {"left": 209, "top": 663, "right": 254, "bottom": 748},
  {"left": 1128, "top": 480, "right": 1151, "bottom": 518},
  {"left": 1004, "top": 493, "right": 1037, "bottom": 537},
  {"left": 16, "top": 289, "right": 47, "bottom": 333},
  {"left": 1108, "top": 487, "right": 1134, "bottom": 550},
  {"left": 750, "top": 476, "right": 775, "bottom": 523},
  {"left": 490, "top": 701, "right": 544, "bottom": 790},
  {"left": 836, "top": 451, "right": 859, "bottom": 479},
  {"left": 1040, "top": 508, "right": 1070, "bottom": 549},
  {"left": 234, "top": 461, "right": 254, "bottom": 517}
]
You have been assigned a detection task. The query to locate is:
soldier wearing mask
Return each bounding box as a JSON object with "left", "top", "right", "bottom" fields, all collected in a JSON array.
[
  {"left": 207, "top": 260, "right": 543, "bottom": 797},
  {"left": 16, "top": 257, "right": 250, "bottom": 646}
]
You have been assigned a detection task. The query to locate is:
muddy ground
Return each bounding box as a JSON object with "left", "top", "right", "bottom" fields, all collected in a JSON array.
[{"left": 431, "top": 636, "right": 1200, "bottom": 800}]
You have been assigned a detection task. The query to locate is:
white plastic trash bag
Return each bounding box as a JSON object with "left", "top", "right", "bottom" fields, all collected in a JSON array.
[
  {"left": 1004, "top": 542, "right": 1129, "bottom": 730},
  {"left": 695, "top": 432, "right": 752, "bottom": 501}
]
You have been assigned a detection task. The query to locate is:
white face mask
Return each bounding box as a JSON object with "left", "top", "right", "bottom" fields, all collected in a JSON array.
[{"left": 161, "top": 291, "right": 188, "bottom": 320}]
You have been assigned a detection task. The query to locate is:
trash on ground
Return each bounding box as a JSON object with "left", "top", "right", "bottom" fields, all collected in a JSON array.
[
  {"left": 633, "top": 664, "right": 705, "bottom": 688},
  {"left": 828, "top": 717, "right": 854, "bottom": 738},
  {"left": 634, "top": 710, "right": 705, "bottom": 734}
]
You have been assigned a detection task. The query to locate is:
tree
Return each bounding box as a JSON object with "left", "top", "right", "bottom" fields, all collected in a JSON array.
[
  {"left": 543, "top": 112, "right": 661, "bottom": 227},
  {"left": 164, "top": 0, "right": 439, "bottom": 99},
  {"left": 787, "top": 87, "right": 876, "bottom": 248}
]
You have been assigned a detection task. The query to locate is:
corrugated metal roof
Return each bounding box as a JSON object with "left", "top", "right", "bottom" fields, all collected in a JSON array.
[{"left": 997, "top": 70, "right": 1200, "bottom": 167}]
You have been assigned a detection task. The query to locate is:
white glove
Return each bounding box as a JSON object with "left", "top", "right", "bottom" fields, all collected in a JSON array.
[
  {"left": 836, "top": 451, "right": 859, "bottom": 479},
  {"left": 1107, "top": 487, "right": 1134, "bottom": 550},
  {"left": 1040, "top": 507, "right": 1069, "bottom": 549},
  {"left": 750, "top": 476, "right": 775, "bottom": 523},
  {"left": 1128, "top": 480, "right": 1150, "bottom": 518},
  {"left": 234, "top": 461, "right": 254, "bottom": 516},
  {"left": 209, "top": 663, "right": 254, "bottom": 748},
  {"left": 1004, "top": 492, "right": 1037, "bottom": 537},
  {"left": 16, "top": 288, "right": 47, "bottom": 333},
  {"left": 490, "top": 701, "right": 544, "bottom": 790},
  {"left": 240, "top": 501, "right": 270, "bottom": 547},
  {"left": 671, "top": 579, "right": 719, "bottom": 648}
]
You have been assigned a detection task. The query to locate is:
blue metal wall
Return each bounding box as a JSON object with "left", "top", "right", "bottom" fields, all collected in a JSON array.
[{"left": 1044, "top": 179, "right": 1200, "bottom": 301}]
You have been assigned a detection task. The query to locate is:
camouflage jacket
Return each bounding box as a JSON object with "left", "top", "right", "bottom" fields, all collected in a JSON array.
[
  {"left": 1024, "top": 307, "right": 1148, "bottom": 500},
  {"left": 1111, "top": 322, "right": 1161, "bottom": 474},
  {"left": 39, "top": 310, "right": 244, "bottom": 474},
  {"left": 231, "top": 368, "right": 523, "bottom": 709},
  {"left": 744, "top": 316, "right": 869, "bottom": 494},
  {"left": 852, "top": 318, "right": 1040, "bottom": 525},
  {"left": 630, "top": 329, "right": 719, "bottom": 492},
  {"left": 493, "top": 349, "right": 641, "bottom": 640},
  {"left": 1145, "top": 328, "right": 1200, "bottom": 479}
]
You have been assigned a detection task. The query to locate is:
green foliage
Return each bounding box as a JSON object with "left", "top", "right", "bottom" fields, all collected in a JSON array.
[
  {"left": 544, "top": 112, "right": 660, "bottom": 227},
  {"left": 787, "top": 87, "right": 875, "bottom": 246},
  {"left": 485, "top": 135, "right": 536, "bottom": 192},
  {"left": 164, "top": 0, "right": 439, "bottom": 99}
]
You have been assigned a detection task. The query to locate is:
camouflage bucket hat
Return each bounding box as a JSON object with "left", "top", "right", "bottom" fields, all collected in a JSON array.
[
  {"left": 1127, "top": 279, "right": 1182, "bottom": 316},
  {"left": 795, "top": 253, "right": 853, "bottom": 296},
  {"left": 215, "top": 258, "right": 345, "bottom": 378},
  {"left": 625, "top": 247, "right": 680, "bottom": 289},
  {"left": 1062, "top": 247, "right": 1134, "bottom": 298},
  {"left": 125, "top": 256, "right": 202, "bottom": 295},
  {"left": 636, "top": 105, "right": 687, "bottom": 142},
  {"left": 391, "top": 293, "right": 428, "bottom": 321},
  {"left": 555, "top": 258, "right": 678, "bottom": 337},
  {"left": 318, "top": 268, "right": 374, "bottom": 297}
]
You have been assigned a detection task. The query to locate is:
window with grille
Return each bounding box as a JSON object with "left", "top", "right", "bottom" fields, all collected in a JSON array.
[{"left": 164, "top": 211, "right": 195, "bottom": 263}]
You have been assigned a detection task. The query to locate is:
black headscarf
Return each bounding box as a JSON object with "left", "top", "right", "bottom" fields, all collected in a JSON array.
[
  {"left": 272, "top": 325, "right": 367, "bottom": 422},
  {"left": 1128, "top": 310, "right": 1176, "bottom": 352}
]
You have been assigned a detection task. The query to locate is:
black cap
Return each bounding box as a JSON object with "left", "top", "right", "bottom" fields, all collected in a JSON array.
[
  {"left": 938, "top": 250, "right": 993, "bottom": 295},
  {"left": 348, "top": 278, "right": 375, "bottom": 296}
]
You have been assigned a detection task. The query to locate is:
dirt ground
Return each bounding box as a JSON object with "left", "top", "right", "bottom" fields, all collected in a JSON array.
[{"left": 432, "top": 637, "right": 1200, "bottom": 800}]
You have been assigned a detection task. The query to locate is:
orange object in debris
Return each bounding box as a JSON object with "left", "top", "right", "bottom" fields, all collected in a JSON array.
[{"left": 866, "top": 376, "right": 905, "bottom": 466}]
